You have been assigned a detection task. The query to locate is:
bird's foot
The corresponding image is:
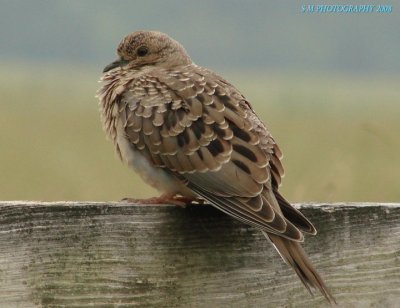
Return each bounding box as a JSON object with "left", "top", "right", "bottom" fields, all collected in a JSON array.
[{"left": 121, "top": 193, "right": 202, "bottom": 208}]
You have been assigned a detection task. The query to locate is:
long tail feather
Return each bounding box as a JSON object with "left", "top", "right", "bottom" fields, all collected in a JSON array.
[{"left": 265, "top": 233, "right": 336, "bottom": 304}]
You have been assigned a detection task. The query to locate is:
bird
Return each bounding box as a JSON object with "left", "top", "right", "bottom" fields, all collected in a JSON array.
[{"left": 97, "top": 30, "right": 335, "bottom": 303}]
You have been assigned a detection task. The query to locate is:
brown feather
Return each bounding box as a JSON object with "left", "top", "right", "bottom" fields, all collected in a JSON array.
[
  {"left": 266, "top": 234, "right": 336, "bottom": 304},
  {"left": 98, "top": 33, "right": 334, "bottom": 302}
]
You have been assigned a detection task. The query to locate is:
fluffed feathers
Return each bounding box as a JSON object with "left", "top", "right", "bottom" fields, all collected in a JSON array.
[{"left": 98, "top": 30, "right": 335, "bottom": 303}]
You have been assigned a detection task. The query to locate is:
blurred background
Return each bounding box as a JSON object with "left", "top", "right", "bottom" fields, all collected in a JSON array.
[{"left": 0, "top": 1, "right": 399, "bottom": 202}]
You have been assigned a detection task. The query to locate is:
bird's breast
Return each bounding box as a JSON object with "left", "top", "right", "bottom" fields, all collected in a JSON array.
[
  {"left": 114, "top": 121, "right": 182, "bottom": 194},
  {"left": 98, "top": 71, "right": 188, "bottom": 195}
]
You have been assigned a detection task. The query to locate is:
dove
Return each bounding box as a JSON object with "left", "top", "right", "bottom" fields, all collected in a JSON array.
[{"left": 98, "top": 30, "right": 335, "bottom": 303}]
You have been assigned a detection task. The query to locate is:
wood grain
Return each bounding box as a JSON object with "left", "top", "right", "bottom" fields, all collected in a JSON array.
[{"left": 0, "top": 202, "right": 399, "bottom": 307}]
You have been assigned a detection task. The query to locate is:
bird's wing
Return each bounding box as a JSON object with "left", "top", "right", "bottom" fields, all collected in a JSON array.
[{"left": 118, "top": 66, "right": 314, "bottom": 240}]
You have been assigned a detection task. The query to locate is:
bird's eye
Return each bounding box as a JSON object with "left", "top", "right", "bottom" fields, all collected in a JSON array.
[{"left": 137, "top": 46, "right": 149, "bottom": 57}]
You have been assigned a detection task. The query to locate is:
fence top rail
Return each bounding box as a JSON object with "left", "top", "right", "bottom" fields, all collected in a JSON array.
[
  {"left": 1, "top": 200, "right": 399, "bottom": 208},
  {"left": 0, "top": 201, "right": 399, "bottom": 307}
]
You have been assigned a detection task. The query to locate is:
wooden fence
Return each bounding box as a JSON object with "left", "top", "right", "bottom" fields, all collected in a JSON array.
[{"left": 0, "top": 202, "right": 399, "bottom": 307}]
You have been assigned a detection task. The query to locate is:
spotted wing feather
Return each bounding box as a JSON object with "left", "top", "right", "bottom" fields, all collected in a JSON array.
[{"left": 115, "top": 65, "right": 309, "bottom": 241}]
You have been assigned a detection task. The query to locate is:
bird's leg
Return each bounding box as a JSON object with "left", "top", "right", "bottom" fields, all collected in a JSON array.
[{"left": 121, "top": 193, "right": 202, "bottom": 208}]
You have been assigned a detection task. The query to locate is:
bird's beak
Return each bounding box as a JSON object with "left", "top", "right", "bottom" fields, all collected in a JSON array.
[{"left": 103, "top": 58, "right": 129, "bottom": 73}]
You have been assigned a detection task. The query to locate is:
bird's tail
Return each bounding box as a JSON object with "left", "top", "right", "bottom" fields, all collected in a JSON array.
[{"left": 265, "top": 233, "right": 336, "bottom": 304}]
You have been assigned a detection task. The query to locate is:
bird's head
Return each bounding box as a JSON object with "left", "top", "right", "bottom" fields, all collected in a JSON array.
[{"left": 103, "top": 31, "right": 192, "bottom": 73}]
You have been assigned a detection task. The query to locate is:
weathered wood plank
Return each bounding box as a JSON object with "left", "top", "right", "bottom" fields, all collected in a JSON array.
[{"left": 0, "top": 202, "right": 399, "bottom": 307}]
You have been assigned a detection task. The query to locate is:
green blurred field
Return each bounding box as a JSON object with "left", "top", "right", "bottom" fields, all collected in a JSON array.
[{"left": 1, "top": 65, "right": 399, "bottom": 202}]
